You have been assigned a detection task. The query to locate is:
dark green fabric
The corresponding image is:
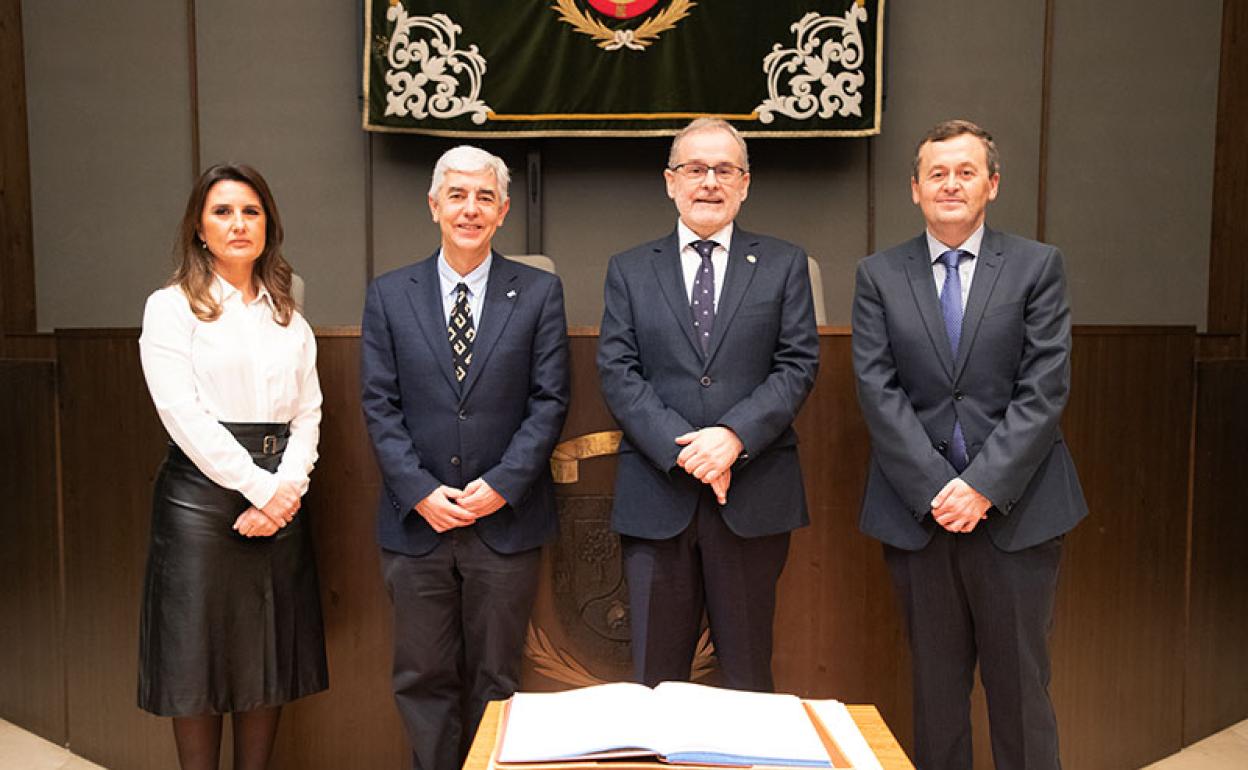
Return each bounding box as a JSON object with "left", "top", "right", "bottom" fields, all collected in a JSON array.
[{"left": 364, "top": 0, "right": 883, "bottom": 137}]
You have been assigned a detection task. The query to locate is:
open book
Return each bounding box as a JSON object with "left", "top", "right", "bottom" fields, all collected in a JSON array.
[{"left": 497, "top": 681, "right": 835, "bottom": 767}]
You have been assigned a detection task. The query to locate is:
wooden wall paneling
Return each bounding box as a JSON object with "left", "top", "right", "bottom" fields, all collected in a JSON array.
[
  {"left": 35, "top": 326, "right": 1205, "bottom": 768},
  {"left": 0, "top": 331, "right": 55, "bottom": 359},
  {"left": 1044, "top": 328, "right": 1195, "bottom": 770},
  {"left": 273, "top": 333, "right": 408, "bottom": 769},
  {"left": 775, "top": 336, "right": 913, "bottom": 745},
  {"left": 1185, "top": 360, "right": 1248, "bottom": 742},
  {"left": 0, "top": 0, "right": 37, "bottom": 333},
  {"left": 1206, "top": 0, "right": 1248, "bottom": 346},
  {"left": 0, "top": 360, "right": 65, "bottom": 743},
  {"left": 56, "top": 331, "right": 178, "bottom": 769}
]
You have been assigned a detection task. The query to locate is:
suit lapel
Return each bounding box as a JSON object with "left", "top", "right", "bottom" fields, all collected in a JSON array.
[
  {"left": 460, "top": 253, "right": 519, "bottom": 399},
  {"left": 404, "top": 254, "right": 460, "bottom": 393},
  {"left": 904, "top": 236, "right": 956, "bottom": 378},
  {"left": 651, "top": 233, "right": 704, "bottom": 358},
  {"left": 953, "top": 228, "right": 1005, "bottom": 380},
  {"left": 704, "top": 229, "right": 759, "bottom": 364}
]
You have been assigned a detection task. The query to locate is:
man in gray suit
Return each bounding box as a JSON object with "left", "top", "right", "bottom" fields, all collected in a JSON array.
[
  {"left": 852, "top": 119, "right": 1087, "bottom": 770},
  {"left": 598, "top": 118, "right": 819, "bottom": 691}
]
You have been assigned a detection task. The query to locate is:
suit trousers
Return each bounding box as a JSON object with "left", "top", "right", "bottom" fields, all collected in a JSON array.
[
  {"left": 622, "top": 488, "right": 790, "bottom": 691},
  {"left": 381, "top": 528, "right": 541, "bottom": 770},
  {"left": 885, "top": 527, "right": 1064, "bottom": 770}
]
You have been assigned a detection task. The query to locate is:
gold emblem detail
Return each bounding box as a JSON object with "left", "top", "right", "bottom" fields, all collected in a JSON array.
[
  {"left": 550, "top": 430, "right": 623, "bottom": 483},
  {"left": 551, "top": 0, "right": 696, "bottom": 52}
]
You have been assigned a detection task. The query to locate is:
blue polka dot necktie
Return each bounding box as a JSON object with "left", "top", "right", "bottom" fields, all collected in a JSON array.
[
  {"left": 939, "top": 249, "right": 969, "bottom": 471},
  {"left": 690, "top": 240, "right": 717, "bottom": 354}
]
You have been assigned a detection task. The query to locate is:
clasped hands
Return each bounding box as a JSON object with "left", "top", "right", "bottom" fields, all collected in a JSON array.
[
  {"left": 233, "top": 480, "right": 302, "bottom": 538},
  {"left": 414, "top": 478, "right": 505, "bottom": 533},
  {"left": 931, "top": 477, "right": 992, "bottom": 533},
  {"left": 675, "top": 426, "right": 742, "bottom": 505}
]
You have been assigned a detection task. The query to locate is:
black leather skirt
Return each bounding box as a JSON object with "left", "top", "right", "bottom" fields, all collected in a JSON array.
[{"left": 138, "top": 422, "right": 328, "bottom": 716}]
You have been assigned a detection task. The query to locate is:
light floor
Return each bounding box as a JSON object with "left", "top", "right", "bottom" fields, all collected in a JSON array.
[{"left": 2, "top": 716, "right": 1247, "bottom": 769}]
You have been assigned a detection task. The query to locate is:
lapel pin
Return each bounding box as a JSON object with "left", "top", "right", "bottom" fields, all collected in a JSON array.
[
  {"left": 746, "top": 254, "right": 757, "bottom": 263},
  {"left": 507, "top": 289, "right": 517, "bottom": 298}
]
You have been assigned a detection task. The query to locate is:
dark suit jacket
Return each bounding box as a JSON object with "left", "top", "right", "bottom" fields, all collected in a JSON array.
[
  {"left": 597, "top": 228, "right": 820, "bottom": 540},
  {"left": 852, "top": 228, "right": 1088, "bottom": 553},
  {"left": 360, "top": 252, "right": 570, "bottom": 557}
]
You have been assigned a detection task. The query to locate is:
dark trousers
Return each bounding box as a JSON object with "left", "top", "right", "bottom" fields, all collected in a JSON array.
[
  {"left": 622, "top": 489, "right": 790, "bottom": 691},
  {"left": 885, "top": 527, "right": 1064, "bottom": 770},
  {"left": 381, "top": 528, "right": 541, "bottom": 770}
]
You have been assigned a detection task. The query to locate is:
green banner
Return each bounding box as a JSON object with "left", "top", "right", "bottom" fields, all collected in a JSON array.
[{"left": 363, "top": 0, "right": 884, "bottom": 137}]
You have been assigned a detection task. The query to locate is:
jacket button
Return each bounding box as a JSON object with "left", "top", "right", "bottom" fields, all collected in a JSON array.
[
  {"left": 458, "top": 410, "right": 467, "bottom": 421},
  {"left": 700, "top": 376, "right": 712, "bottom": 387},
  {"left": 936, "top": 441, "right": 949, "bottom": 452},
  {"left": 450, "top": 455, "right": 461, "bottom": 466},
  {"left": 953, "top": 390, "right": 965, "bottom": 400}
]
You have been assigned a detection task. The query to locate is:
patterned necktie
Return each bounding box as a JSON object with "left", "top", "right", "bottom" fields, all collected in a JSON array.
[
  {"left": 690, "top": 240, "right": 717, "bottom": 354},
  {"left": 448, "top": 282, "right": 475, "bottom": 383},
  {"left": 939, "top": 249, "right": 969, "bottom": 471}
]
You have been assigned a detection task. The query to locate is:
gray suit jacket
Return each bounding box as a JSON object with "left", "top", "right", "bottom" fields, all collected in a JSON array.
[
  {"left": 852, "top": 228, "right": 1087, "bottom": 552},
  {"left": 597, "top": 228, "right": 820, "bottom": 540}
]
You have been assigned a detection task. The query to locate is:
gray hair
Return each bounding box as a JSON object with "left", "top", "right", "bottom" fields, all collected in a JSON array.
[
  {"left": 667, "top": 118, "right": 750, "bottom": 171},
  {"left": 429, "top": 145, "right": 511, "bottom": 200}
]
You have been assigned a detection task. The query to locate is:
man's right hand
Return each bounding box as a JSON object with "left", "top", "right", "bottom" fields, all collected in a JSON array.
[
  {"left": 415, "top": 485, "right": 477, "bottom": 532},
  {"left": 710, "top": 468, "right": 731, "bottom": 505}
]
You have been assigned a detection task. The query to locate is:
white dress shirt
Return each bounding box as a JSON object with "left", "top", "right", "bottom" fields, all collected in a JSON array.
[
  {"left": 677, "top": 220, "right": 732, "bottom": 311},
  {"left": 927, "top": 224, "right": 985, "bottom": 310},
  {"left": 139, "top": 274, "right": 322, "bottom": 509},
  {"left": 437, "top": 250, "right": 491, "bottom": 324}
]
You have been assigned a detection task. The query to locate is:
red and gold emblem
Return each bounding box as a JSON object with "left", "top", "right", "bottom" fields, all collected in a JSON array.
[
  {"left": 584, "top": 0, "right": 660, "bottom": 19},
  {"left": 551, "top": 0, "right": 695, "bottom": 51}
]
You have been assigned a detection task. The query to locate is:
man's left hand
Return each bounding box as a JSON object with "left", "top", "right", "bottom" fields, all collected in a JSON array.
[
  {"left": 458, "top": 478, "right": 507, "bottom": 518},
  {"left": 675, "top": 427, "right": 744, "bottom": 482},
  {"left": 931, "top": 478, "right": 992, "bottom": 533}
]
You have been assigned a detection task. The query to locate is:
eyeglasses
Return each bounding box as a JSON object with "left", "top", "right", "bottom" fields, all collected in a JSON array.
[{"left": 669, "top": 162, "right": 748, "bottom": 182}]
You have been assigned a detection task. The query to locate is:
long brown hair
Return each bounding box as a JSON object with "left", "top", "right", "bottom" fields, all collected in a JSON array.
[{"left": 170, "top": 163, "right": 296, "bottom": 326}]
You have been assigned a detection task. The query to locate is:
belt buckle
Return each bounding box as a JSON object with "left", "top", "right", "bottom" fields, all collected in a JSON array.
[{"left": 263, "top": 434, "right": 278, "bottom": 455}]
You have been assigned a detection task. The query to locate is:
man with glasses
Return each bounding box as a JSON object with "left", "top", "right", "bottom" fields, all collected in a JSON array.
[{"left": 597, "top": 118, "right": 819, "bottom": 691}]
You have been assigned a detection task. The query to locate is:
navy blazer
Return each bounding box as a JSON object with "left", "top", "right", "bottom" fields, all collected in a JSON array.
[
  {"left": 852, "top": 228, "right": 1088, "bottom": 553},
  {"left": 360, "top": 252, "right": 570, "bottom": 556},
  {"left": 597, "top": 228, "right": 820, "bottom": 540}
]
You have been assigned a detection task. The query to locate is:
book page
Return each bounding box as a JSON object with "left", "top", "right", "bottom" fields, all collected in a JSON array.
[
  {"left": 651, "top": 682, "right": 832, "bottom": 767},
  {"left": 498, "top": 682, "right": 658, "bottom": 762},
  {"left": 804, "top": 700, "right": 884, "bottom": 770}
]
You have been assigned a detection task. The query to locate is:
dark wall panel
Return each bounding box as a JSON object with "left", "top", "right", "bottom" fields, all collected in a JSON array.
[
  {"left": 272, "top": 334, "right": 408, "bottom": 769},
  {"left": 44, "top": 326, "right": 1203, "bottom": 769},
  {"left": 1046, "top": 329, "right": 1194, "bottom": 769},
  {"left": 1186, "top": 360, "right": 1248, "bottom": 742},
  {"left": 55, "top": 332, "right": 177, "bottom": 769},
  {"left": 0, "top": 360, "right": 64, "bottom": 744}
]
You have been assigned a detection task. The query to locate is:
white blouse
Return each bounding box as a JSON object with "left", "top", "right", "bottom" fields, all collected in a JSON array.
[{"left": 139, "top": 275, "right": 322, "bottom": 509}]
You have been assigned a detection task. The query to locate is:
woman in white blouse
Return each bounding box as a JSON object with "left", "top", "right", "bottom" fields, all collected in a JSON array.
[{"left": 137, "top": 164, "right": 327, "bottom": 770}]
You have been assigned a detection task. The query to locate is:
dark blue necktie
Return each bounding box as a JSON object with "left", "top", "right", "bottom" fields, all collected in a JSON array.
[
  {"left": 939, "top": 249, "right": 969, "bottom": 471},
  {"left": 690, "top": 240, "right": 717, "bottom": 354}
]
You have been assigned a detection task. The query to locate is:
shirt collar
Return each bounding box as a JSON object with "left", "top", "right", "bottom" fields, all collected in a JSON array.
[
  {"left": 926, "top": 224, "right": 986, "bottom": 264},
  {"left": 677, "top": 220, "right": 734, "bottom": 253},
  {"left": 437, "top": 249, "right": 492, "bottom": 297},
  {"left": 212, "top": 272, "right": 272, "bottom": 307}
]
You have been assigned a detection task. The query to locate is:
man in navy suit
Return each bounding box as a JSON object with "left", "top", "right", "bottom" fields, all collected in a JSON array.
[
  {"left": 598, "top": 118, "right": 820, "bottom": 691},
  {"left": 852, "top": 120, "right": 1087, "bottom": 770},
  {"left": 360, "top": 145, "right": 569, "bottom": 770}
]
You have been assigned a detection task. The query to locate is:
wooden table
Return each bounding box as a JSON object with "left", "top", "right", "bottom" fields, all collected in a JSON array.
[{"left": 465, "top": 700, "right": 914, "bottom": 770}]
